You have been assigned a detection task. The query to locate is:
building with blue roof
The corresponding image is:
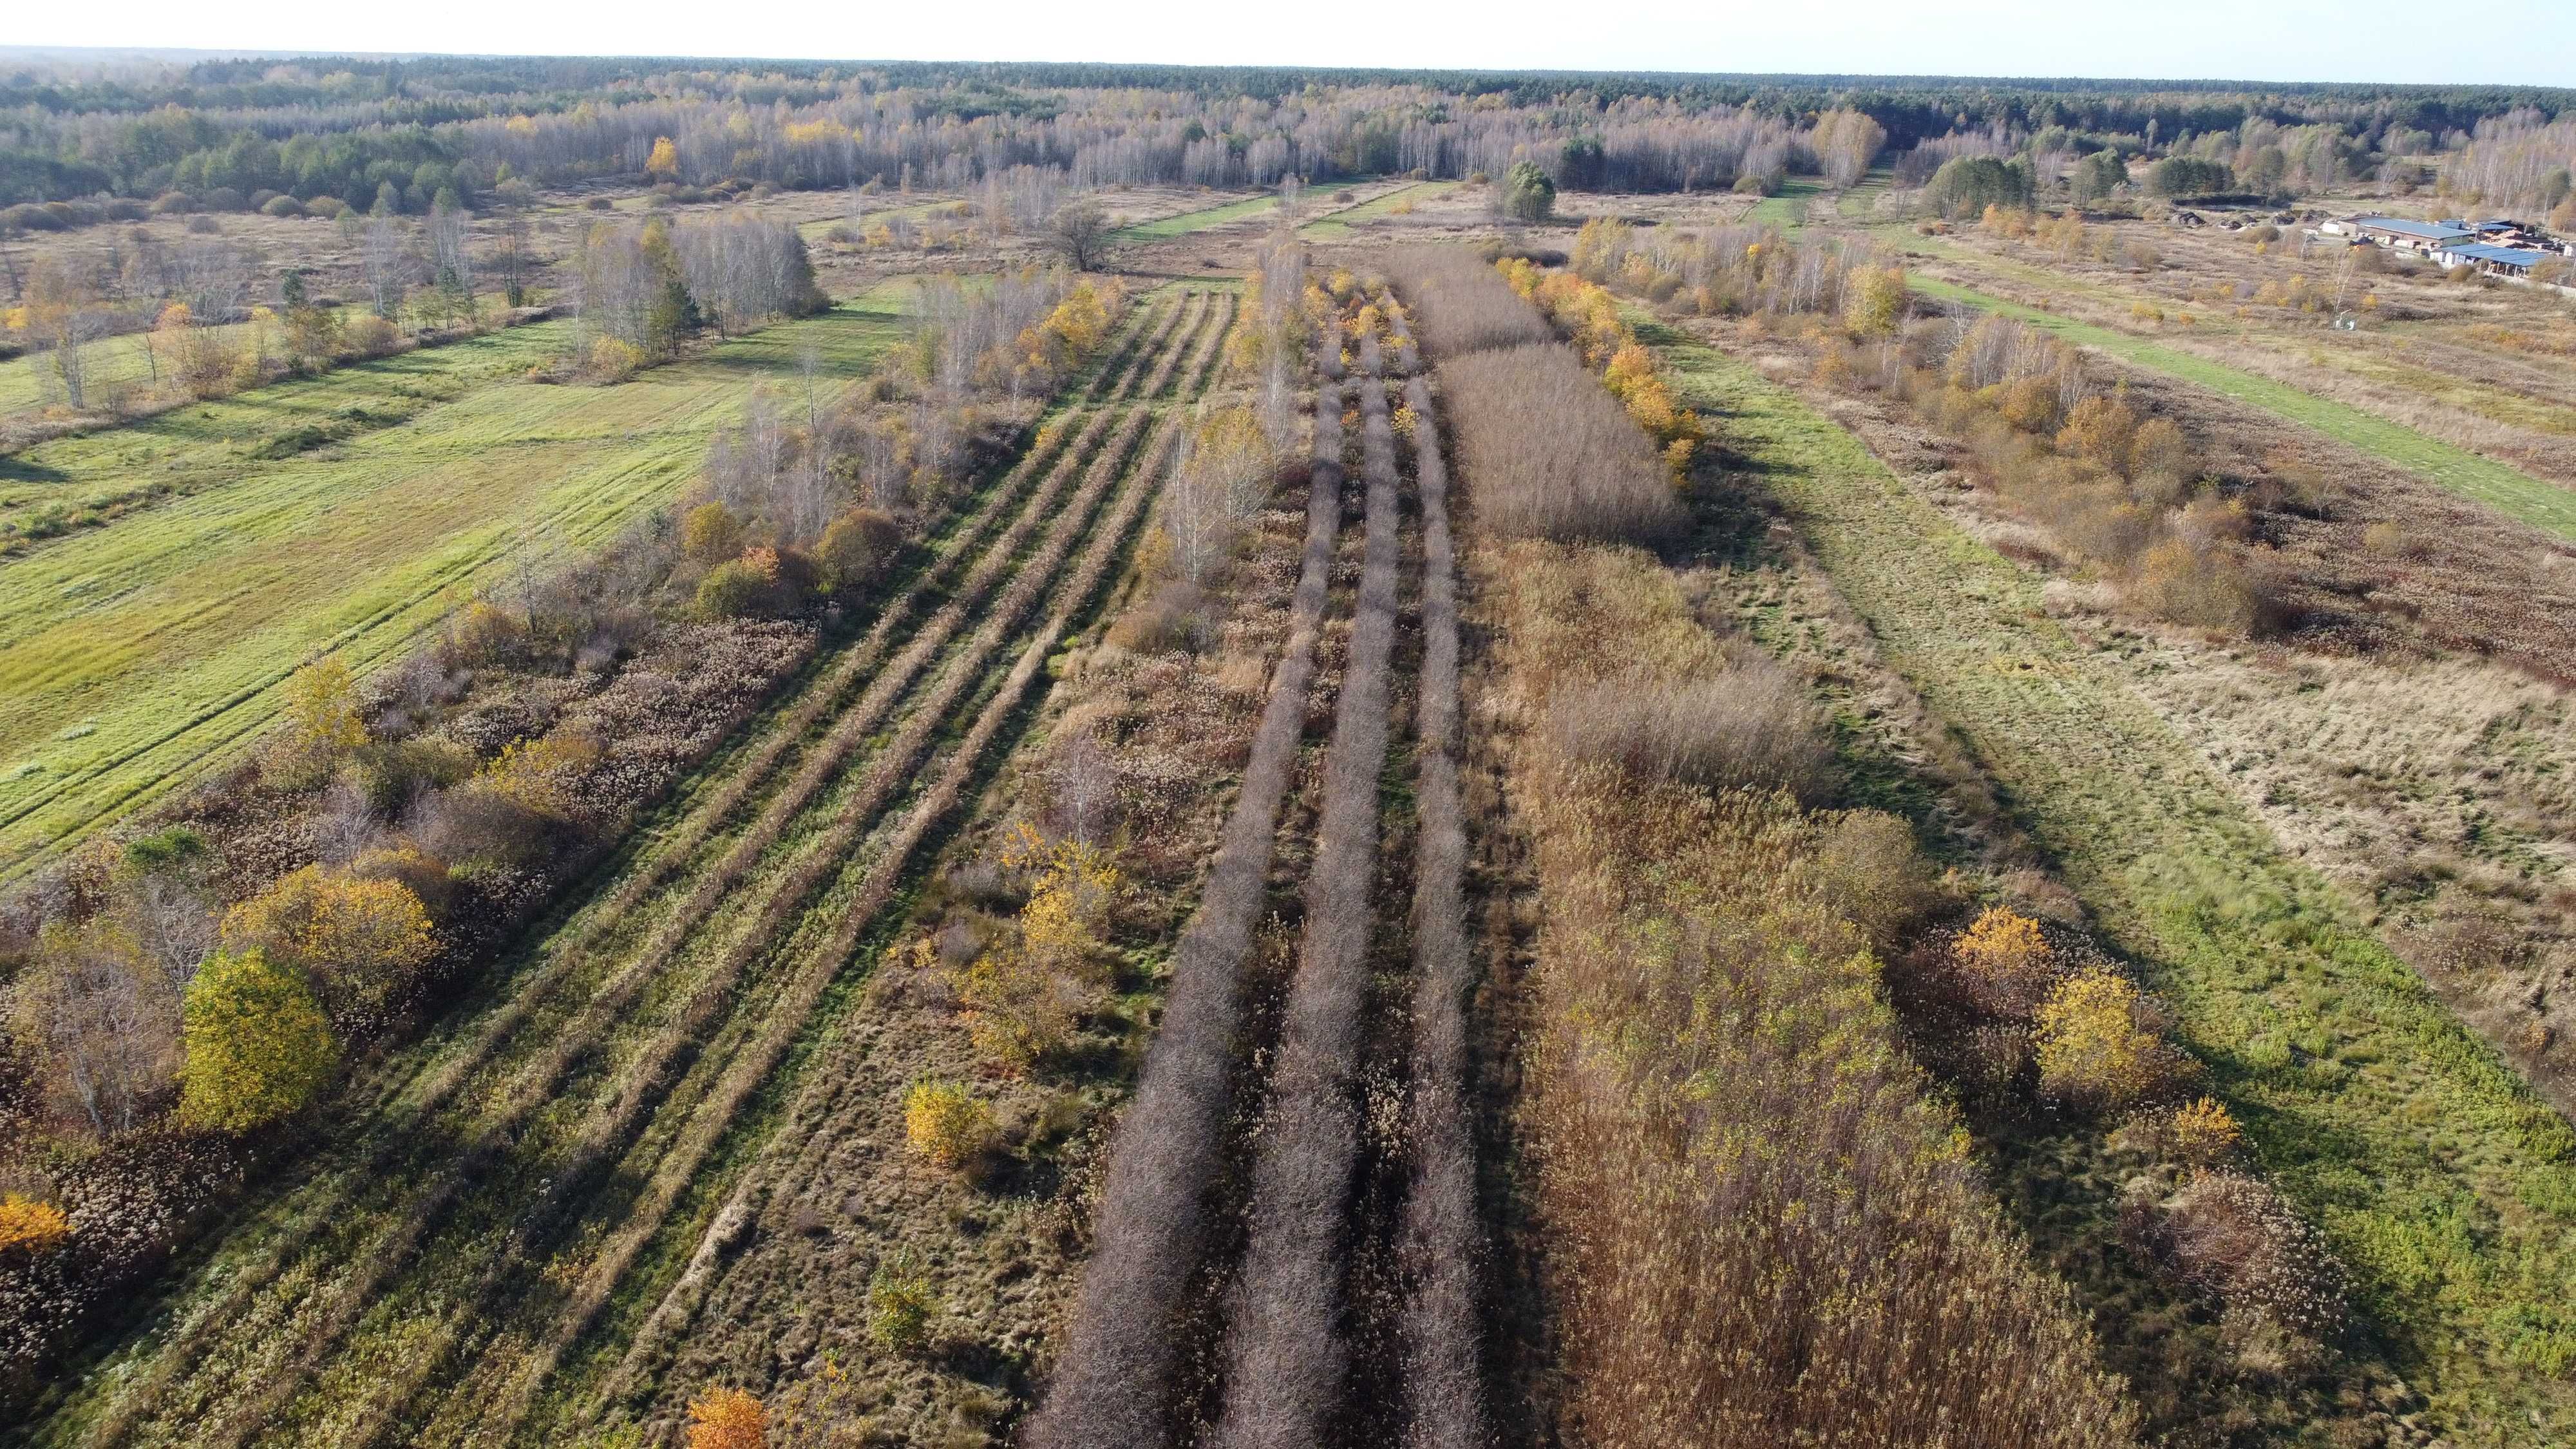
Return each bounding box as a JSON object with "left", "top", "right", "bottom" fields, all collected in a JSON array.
[
  {"left": 2435, "top": 241, "right": 2550, "bottom": 276},
  {"left": 2353, "top": 216, "right": 2476, "bottom": 250}
]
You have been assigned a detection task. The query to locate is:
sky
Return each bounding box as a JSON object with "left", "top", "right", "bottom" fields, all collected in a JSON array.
[{"left": 9, "top": 0, "right": 2575, "bottom": 90}]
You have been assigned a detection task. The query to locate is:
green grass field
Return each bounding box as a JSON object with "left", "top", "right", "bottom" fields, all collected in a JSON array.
[
  {"left": 0, "top": 282, "right": 916, "bottom": 882},
  {"left": 1747, "top": 176, "right": 1828, "bottom": 228},
  {"left": 1296, "top": 180, "right": 1453, "bottom": 239},
  {"left": 2, "top": 319, "right": 564, "bottom": 539},
  {"left": 1, "top": 310, "right": 340, "bottom": 422},
  {"left": 1111, "top": 191, "right": 1280, "bottom": 242},
  {"left": 1647, "top": 319, "right": 2576, "bottom": 1445}
]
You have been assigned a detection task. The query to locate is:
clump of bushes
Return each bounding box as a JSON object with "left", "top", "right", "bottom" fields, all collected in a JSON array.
[
  {"left": 903, "top": 1079, "right": 994, "bottom": 1168},
  {"left": 685, "top": 1386, "right": 767, "bottom": 1449},
  {"left": 867, "top": 1251, "right": 936, "bottom": 1349}
]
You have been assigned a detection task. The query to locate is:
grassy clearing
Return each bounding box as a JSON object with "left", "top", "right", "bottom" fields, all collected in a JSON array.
[
  {"left": 1296, "top": 180, "right": 1450, "bottom": 240},
  {"left": 1, "top": 319, "right": 561, "bottom": 533},
  {"left": 1894, "top": 268, "right": 2576, "bottom": 541},
  {"left": 1746, "top": 177, "right": 1828, "bottom": 229},
  {"left": 1112, "top": 192, "right": 1280, "bottom": 242},
  {"left": 1647, "top": 319, "right": 2576, "bottom": 1445},
  {"left": 0, "top": 281, "right": 916, "bottom": 881}
]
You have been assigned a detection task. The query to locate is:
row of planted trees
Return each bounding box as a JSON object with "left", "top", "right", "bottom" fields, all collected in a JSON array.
[
  {"left": 1561, "top": 214, "right": 2277, "bottom": 636},
  {"left": 0, "top": 264, "right": 1139, "bottom": 1401}
]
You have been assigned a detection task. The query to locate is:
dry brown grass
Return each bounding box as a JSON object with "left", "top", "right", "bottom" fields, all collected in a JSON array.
[{"left": 1475, "top": 535, "right": 2138, "bottom": 1449}]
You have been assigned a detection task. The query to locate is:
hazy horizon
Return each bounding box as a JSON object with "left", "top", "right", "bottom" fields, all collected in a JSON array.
[{"left": 6, "top": 0, "right": 2571, "bottom": 90}]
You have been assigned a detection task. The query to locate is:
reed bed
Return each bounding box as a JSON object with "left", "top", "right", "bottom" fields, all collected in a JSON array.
[{"left": 1387, "top": 247, "right": 1680, "bottom": 545}]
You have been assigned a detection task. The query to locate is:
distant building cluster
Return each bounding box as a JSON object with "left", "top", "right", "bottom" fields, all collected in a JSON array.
[{"left": 2318, "top": 214, "right": 2573, "bottom": 279}]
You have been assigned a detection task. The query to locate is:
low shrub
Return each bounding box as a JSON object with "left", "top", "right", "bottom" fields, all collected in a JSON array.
[
  {"left": 867, "top": 1251, "right": 936, "bottom": 1349},
  {"left": 903, "top": 1079, "right": 994, "bottom": 1168},
  {"left": 1950, "top": 905, "right": 2060, "bottom": 1019},
  {"left": 2147, "top": 1170, "right": 2344, "bottom": 1338},
  {"left": 176, "top": 949, "right": 337, "bottom": 1132},
  {"left": 817, "top": 506, "right": 902, "bottom": 591},
  {"left": 0, "top": 1195, "right": 73, "bottom": 1258},
  {"left": 685, "top": 1387, "right": 767, "bottom": 1449},
  {"left": 2157, "top": 1096, "right": 2244, "bottom": 1166},
  {"left": 2033, "top": 969, "right": 2186, "bottom": 1113}
]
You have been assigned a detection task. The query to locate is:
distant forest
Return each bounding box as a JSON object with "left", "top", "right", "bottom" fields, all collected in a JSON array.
[{"left": 4, "top": 52, "right": 2573, "bottom": 214}]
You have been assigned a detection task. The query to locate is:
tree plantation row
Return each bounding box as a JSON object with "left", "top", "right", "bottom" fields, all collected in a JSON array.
[{"left": 5, "top": 102, "right": 2576, "bottom": 1449}]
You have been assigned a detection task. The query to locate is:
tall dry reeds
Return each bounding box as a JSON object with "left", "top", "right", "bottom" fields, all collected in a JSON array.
[
  {"left": 1388, "top": 246, "right": 1681, "bottom": 546},
  {"left": 1482, "top": 535, "right": 2139, "bottom": 1449},
  {"left": 1028, "top": 356, "right": 1349, "bottom": 1449},
  {"left": 1394, "top": 356, "right": 1483, "bottom": 1449},
  {"left": 1210, "top": 367, "right": 1403, "bottom": 1449},
  {"left": 1388, "top": 247, "right": 1557, "bottom": 360},
  {"left": 1546, "top": 656, "right": 1834, "bottom": 802}
]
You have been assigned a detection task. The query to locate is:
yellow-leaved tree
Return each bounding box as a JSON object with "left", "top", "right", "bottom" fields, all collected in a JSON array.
[
  {"left": 178, "top": 949, "right": 337, "bottom": 1132},
  {"left": 950, "top": 825, "right": 1122, "bottom": 1068},
  {"left": 268, "top": 656, "right": 368, "bottom": 789},
  {"left": 646, "top": 137, "right": 681, "bottom": 180},
  {"left": 685, "top": 1387, "right": 766, "bottom": 1449},
  {"left": 0, "top": 1195, "right": 73, "bottom": 1258},
  {"left": 221, "top": 865, "right": 435, "bottom": 1028},
  {"left": 2034, "top": 969, "right": 2177, "bottom": 1113}
]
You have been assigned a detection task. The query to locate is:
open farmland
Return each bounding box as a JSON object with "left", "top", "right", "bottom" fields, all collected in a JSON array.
[
  {"left": 18, "top": 282, "right": 1227, "bottom": 1447},
  {"left": 0, "top": 281, "right": 914, "bottom": 881},
  {"left": 17, "top": 44, "right": 2576, "bottom": 1449}
]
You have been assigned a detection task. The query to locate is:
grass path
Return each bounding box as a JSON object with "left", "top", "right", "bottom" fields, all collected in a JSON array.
[
  {"left": 1298, "top": 180, "right": 1451, "bottom": 240},
  {"left": 1113, "top": 192, "right": 1282, "bottom": 243},
  {"left": 1647, "top": 319, "right": 2576, "bottom": 1446},
  {"left": 0, "top": 283, "right": 914, "bottom": 880},
  {"left": 1893, "top": 264, "right": 2576, "bottom": 540},
  {"left": 1746, "top": 177, "right": 1828, "bottom": 228}
]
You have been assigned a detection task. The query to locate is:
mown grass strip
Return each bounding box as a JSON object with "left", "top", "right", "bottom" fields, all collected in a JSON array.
[
  {"left": 1649, "top": 319, "right": 2576, "bottom": 1444},
  {"left": 1898, "top": 269, "right": 2576, "bottom": 541},
  {"left": 1113, "top": 192, "right": 1282, "bottom": 243},
  {"left": 0, "top": 289, "right": 916, "bottom": 880},
  {"left": 1296, "top": 181, "right": 1449, "bottom": 240}
]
